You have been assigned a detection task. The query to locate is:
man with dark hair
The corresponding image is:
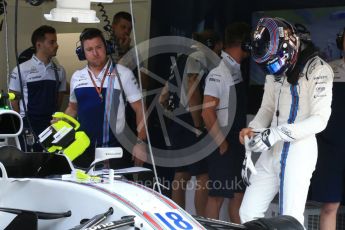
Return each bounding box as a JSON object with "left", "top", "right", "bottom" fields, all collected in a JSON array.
[
  {"left": 31, "top": 25, "right": 56, "bottom": 52},
  {"left": 202, "top": 22, "right": 250, "bottom": 222},
  {"left": 65, "top": 28, "right": 147, "bottom": 168},
  {"left": 112, "top": 11, "right": 133, "bottom": 62},
  {"left": 9, "top": 25, "right": 66, "bottom": 152},
  {"left": 112, "top": 11, "right": 132, "bottom": 24}
]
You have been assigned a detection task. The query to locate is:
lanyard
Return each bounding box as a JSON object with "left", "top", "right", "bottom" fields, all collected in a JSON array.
[
  {"left": 102, "top": 62, "right": 115, "bottom": 146},
  {"left": 102, "top": 61, "right": 127, "bottom": 147},
  {"left": 87, "top": 61, "right": 111, "bottom": 102}
]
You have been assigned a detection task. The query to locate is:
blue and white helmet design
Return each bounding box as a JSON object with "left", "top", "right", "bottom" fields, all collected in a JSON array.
[{"left": 251, "top": 17, "right": 300, "bottom": 75}]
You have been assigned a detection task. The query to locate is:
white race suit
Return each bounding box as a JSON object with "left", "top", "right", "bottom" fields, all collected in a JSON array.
[{"left": 239, "top": 56, "right": 333, "bottom": 226}]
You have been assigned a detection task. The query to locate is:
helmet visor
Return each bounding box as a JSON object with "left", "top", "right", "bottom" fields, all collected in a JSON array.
[
  {"left": 251, "top": 18, "right": 280, "bottom": 64},
  {"left": 252, "top": 27, "right": 271, "bottom": 59}
]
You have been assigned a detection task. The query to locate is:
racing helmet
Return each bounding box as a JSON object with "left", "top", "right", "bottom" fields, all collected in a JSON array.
[{"left": 252, "top": 17, "right": 300, "bottom": 75}]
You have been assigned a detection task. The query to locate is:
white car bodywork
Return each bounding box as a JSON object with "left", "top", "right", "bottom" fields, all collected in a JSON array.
[{"left": 0, "top": 173, "right": 205, "bottom": 229}]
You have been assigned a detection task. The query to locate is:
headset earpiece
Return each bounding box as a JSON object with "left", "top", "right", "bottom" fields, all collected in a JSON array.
[
  {"left": 241, "top": 41, "right": 252, "bottom": 52},
  {"left": 76, "top": 45, "right": 85, "bottom": 61},
  {"left": 241, "top": 35, "right": 252, "bottom": 52},
  {"left": 336, "top": 28, "right": 345, "bottom": 51}
]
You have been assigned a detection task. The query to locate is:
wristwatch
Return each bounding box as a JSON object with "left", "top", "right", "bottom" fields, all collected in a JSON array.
[{"left": 136, "top": 138, "right": 146, "bottom": 145}]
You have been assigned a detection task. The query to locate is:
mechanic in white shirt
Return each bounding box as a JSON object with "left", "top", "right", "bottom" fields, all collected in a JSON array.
[
  {"left": 171, "top": 30, "right": 222, "bottom": 216},
  {"left": 202, "top": 22, "right": 251, "bottom": 222},
  {"left": 9, "top": 25, "right": 66, "bottom": 152},
  {"left": 65, "top": 28, "right": 146, "bottom": 168}
]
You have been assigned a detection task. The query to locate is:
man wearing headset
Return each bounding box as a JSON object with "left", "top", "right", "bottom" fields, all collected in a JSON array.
[
  {"left": 64, "top": 28, "right": 147, "bottom": 168},
  {"left": 310, "top": 28, "right": 345, "bottom": 230},
  {"left": 202, "top": 22, "right": 250, "bottom": 222},
  {"left": 239, "top": 17, "right": 333, "bottom": 226}
]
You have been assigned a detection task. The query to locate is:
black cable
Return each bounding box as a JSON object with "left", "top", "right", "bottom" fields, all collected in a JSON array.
[
  {"left": 98, "top": 1, "right": 124, "bottom": 97},
  {"left": 97, "top": 3, "right": 113, "bottom": 37},
  {"left": 14, "top": 0, "right": 47, "bottom": 152},
  {"left": 97, "top": 2, "right": 120, "bottom": 58}
]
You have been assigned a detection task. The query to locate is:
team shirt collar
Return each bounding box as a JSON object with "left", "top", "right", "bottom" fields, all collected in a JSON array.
[
  {"left": 221, "top": 51, "right": 241, "bottom": 72},
  {"left": 31, "top": 55, "right": 53, "bottom": 68},
  {"left": 87, "top": 59, "right": 112, "bottom": 79}
]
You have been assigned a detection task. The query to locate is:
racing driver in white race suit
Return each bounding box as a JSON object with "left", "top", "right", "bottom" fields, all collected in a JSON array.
[{"left": 239, "top": 17, "right": 333, "bottom": 226}]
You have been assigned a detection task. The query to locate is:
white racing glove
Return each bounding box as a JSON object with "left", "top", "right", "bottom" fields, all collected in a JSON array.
[
  {"left": 249, "top": 127, "right": 294, "bottom": 152},
  {"left": 241, "top": 136, "right": 257, "bottom": 186}
]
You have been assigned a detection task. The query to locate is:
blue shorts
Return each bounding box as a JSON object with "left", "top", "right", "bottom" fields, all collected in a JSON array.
[
  {"left": 175, "top": 156, "right": 208, "bottom": 176},
  {"left": 168, "top": 112, "right": 197, "bottom": 149},
  {"left": 207, "top": 133, "right": 245, "bottom": 198},
  {"left": 310, "top": 139, "right": 345, "bottom": 203}
]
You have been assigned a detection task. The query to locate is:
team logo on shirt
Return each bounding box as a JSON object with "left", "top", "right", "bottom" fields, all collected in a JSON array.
[
  {"left": 279, "top": 126, "right": 294, "bottom": 139},
  {"left": 314, "top": 94, "right": 327, "bottom": 98},
  {"left": 29, "top": 66, "right": 39, "bottom": 74},
  {"left": 315, "top": 81, "right": 326, "bottom": 85},
  {"left": 78, "top": 74, "right": 88, "bottom": 80},
  {"left": 208, "top": 77, "right": 220, "bottom": 83},
  {"left": 28, "top": 75, "right": 42, "bottom": 80},
  {"left": 75, "top": 82, "right": 88, "bottom": 88},
  {"left": 313, "top": 85, "right": 327, "bottom": 98},
  {"left": 78, "top": 78, "right": 88, "bottom": 81},
  {"left": 313, "top": 75, "right": 328, "bottom": 81},
  {"left": 315, "top": 86, "right": 325, "bottom": 93}
]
